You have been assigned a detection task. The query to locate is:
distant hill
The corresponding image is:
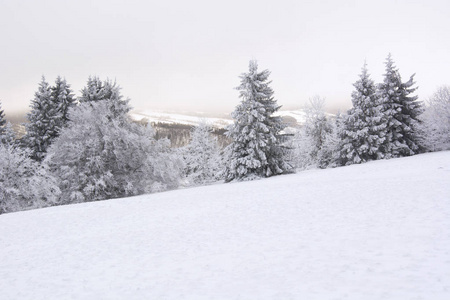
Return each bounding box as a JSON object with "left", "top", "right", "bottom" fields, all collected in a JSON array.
[{"left": 129, "top": 108, "right": 325, "bottom": 129}]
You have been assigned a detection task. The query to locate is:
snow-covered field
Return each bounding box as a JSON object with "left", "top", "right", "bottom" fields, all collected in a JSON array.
[
  {"left": 129, "top": 108, "right": 314, "bottom": 129},
  {"left": 130, "top": 110, "right": 233, "bottom": 128},
  {"left": 1, "top": 152, "right": 449, "bottom": 299}
]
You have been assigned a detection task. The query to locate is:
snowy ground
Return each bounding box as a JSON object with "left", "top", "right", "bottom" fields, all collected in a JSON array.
[{"left": 1, "top": 152, "right": 449, "bottom": 299}]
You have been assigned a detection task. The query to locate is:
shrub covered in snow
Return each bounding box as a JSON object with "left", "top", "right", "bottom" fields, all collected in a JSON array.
[
  {"left": 181, "top": 122, "right": 223, "bottom": 186},
  {"left": 46, "top": 101, "right": 182, "bottom": 203},
  {"left": 421, "top": 85, "right": 450, "bottom": 151},
  {"left": 0, "top": 144, "right": 60, "bottom": 214}
]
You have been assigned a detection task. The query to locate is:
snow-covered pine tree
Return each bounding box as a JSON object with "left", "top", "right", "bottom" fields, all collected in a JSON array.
[
  {"left": 51, "top": 76, "right": 76, "bottom": 130},
  {"left": 377, "top": 54, "right": 401, "bottom": 158},
  {"left": 22, "top": 77, "right": 59, "bottom": 161},
  {"left": 79, "top": 76, "right": 105, "bottom": 102},
  {"left": 396, "top": 73, "right": 424, "bottom": 155},
  {"left": 79, "top": 76, "right": 130, "bottom": 117},
  {"left": 378, "top": 54, "right": 423, "bottom": 157},
  {"left": 225, "top": 60, "right": 291, "bottom": 181},
  {"left": 182, "top": 121, "right": 222, "bottom": 185},
  {"left": 0, "top": 100, "right": 6, "bottom": 136},
  {"left": 341, "top": 63, "right": 386, "bottom": 165}
]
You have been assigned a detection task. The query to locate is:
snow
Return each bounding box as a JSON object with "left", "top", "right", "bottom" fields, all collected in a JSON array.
[
  {"left": 1, "top": 151, "right": 449, "bottom": 299},
  {"left": 130, "top": 110, "right": 233, "bottom": 128},
  {"left": 129, "top": 109, "right": 321, "bottom": 129}
]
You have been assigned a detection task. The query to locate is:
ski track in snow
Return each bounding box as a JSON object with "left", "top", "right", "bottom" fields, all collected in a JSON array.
[{"left": 1, "top": 152, "right": 449, "bottom": 299}]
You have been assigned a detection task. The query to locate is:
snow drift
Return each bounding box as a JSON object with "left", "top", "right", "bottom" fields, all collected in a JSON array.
[{"left": 1, "top": 152, "right": 449, "bottom": 299}]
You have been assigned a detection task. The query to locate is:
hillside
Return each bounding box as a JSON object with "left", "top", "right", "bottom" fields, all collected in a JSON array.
[
  {"left": 129, "top": 108, "right": 316, "bottom": 129},
  {"left": 1, "top": 152, "right": 449, "bottom": 299}
]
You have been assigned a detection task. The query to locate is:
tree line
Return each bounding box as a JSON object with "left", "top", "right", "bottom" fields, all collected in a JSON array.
[{"left": 1, "top": 54, "right": 449, "bottom": 214}]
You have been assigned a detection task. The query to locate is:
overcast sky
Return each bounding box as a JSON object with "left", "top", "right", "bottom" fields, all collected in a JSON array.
[{"left": 1, "top": 0, "right": 449, "bottom": 115}]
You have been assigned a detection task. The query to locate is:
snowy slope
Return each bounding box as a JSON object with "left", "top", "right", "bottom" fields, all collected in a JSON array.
[{"left": 1, "top": 152, "right": 449, "bottom": 300}]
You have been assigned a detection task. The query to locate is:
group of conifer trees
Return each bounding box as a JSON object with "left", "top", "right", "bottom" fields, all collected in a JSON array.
[
  {"left": 341, "top": 54, "right": 424, "bottom": 165},
  {"left": 223, "top": 55, "right": 430, "bottom": 180},
  {"left": 289, "top": 54, "right": 447, "bottom": 170},
  {"left": 1, "top": 55, "right": 449, "bottom": 214},
  {"left": 0, "top": 76, "right": 184, "bottom": 213}
]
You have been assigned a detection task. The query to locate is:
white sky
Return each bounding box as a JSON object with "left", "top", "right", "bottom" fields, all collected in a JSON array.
[{"left": 1, "top": 0, "right": 449, "bottom": 115}]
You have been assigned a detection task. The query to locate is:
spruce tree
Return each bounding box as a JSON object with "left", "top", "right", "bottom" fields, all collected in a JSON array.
[
  {"left": 79, "top": 76, "right": 105, "bottom": 102},
  {"left": 378, "top": 54, "right": 423, "bottom": 157},
  {"left": 341, "top": 63, "right": 386, "bottom": 165},
  {"left": 225, "top": 60, "right": 291, "bottom": 181},
  {"left": 0, "top": 100, "right": 6, "bottom": 136},
  {"left": 377, "top": 54, "right": 400, "bottom": 157},
  {"left": 79, "top": 76, "right": 130, "bottom": 117},
  {"left": 396, "top": 74, "right": 424, "bottom": 155},
  {"left": 51, "top": 76, "right": 75, "bottom": 130},
  {"left": 23, "top": 77, "right": 58, "bottom": 161}
]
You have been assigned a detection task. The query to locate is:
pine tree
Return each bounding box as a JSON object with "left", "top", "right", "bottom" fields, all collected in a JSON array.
[
  {"left": 0, "top": 100, "right": 6, "bottom": 136},
  {"left": 22, "top": 77, "right": 58, "bottom": 161},
  {"left": 396, "top": 73, "right": 424, "bottom": 155},
  {"left": 79, "top": 76, "right": 105, "bottom": 102},
  {"left": 377, "top": 54, "right": 400, "bottom": 157},
  {"left": 51, "top": 76, "right": 75, "bottom": 130},
  {"left": 79, "top": 76, "right": 130, "bottom": 117},
  {"left": 341, "top": 63, "right": 386, "bottom": 165},
  {"left": 182, "top": 122, "right": 222, "bottom": 185},
  {"left": 378, "top": 54, "right": 423, "bottom": 157},
  {"left": 225, "top": 60, "right": 291, "bottom": 181}
]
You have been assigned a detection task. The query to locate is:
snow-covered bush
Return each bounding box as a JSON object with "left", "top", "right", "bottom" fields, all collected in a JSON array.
[
  {"left": 0, "top": 144, "right": 60, "bottom": 214},
  {"left": 288, "top": 128, "right": 317, "bottom": 170},
  {"left": 181, "top": 122, "right": 223, "bottom": 186},
  {"left": 46, "top": 101, "right": 182, "bottom": 203},
  {"left": 421, "top": 85, "right": 450, "bottom": 151},
  {"left": 290, "top": 96, "right": 334, "bottom": 169},
  {"left": 0, "top": 122, "right": 16, "bottom": 146},
  {"left": 318, "top": 113, "right": 345, "bottom": 168}
]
